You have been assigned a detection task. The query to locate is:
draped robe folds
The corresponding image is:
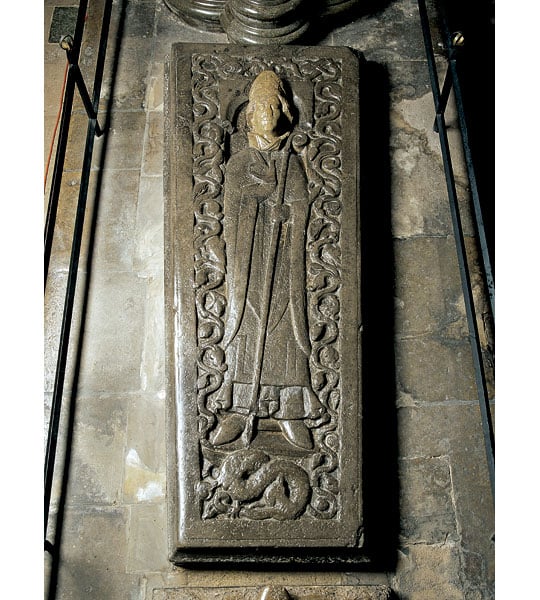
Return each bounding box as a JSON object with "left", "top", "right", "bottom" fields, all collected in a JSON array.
[{"left": 216, "top": 144, "right": 324, "bottom": 422}]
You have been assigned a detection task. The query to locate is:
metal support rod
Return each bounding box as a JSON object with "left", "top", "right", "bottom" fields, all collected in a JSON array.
[
  {"left": 64, "top": 43, "right": 104, "bottom": 137},
  {"left": 417, "top": 0, "right": 494, "bottom": 498},
  {"left": 44, "top": 0, "right": 113, "bottom": 540},
  {"left": 433, "top": 63, "right": 453, "bottom": 133},
  {"left": 442, "top": 27, "right": 495, "bottom": 320},
  {"left": 44, "top": 0, "right": 90, "bottom": 284}
]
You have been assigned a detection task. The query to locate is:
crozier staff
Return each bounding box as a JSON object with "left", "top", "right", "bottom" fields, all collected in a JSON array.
[{"left": 211, "top": 71, "right": 325, "bottom": 450}]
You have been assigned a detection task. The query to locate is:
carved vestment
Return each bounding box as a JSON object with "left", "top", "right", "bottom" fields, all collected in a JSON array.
[{"left": 217, "top": 143, "right": 323, "bottom": 421}]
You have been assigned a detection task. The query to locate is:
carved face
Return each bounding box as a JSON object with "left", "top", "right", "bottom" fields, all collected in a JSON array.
[{"left": 249, "top": 96, "right": 282, "bottom": 137}]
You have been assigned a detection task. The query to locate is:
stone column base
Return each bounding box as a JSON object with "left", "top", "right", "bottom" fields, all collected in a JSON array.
[
  {"left": 221, "top": 0, "right": 309, "bottom": 44},
  {"left": 164, "top": 0, "right": 226, "bottom": 32}
]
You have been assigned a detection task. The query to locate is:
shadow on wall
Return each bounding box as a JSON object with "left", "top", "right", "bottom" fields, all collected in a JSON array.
[
  {"left": 357, "top": 57, "right": 399, "bottom": 572},
  {"left": 434, "top": 0, "right": 494, "bottom": 269}
]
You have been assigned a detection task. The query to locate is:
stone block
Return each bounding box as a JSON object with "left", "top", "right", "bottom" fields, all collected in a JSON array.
[
  {"left": 91, "top": 168, "right": 141, "bottom": 271},
  {"left": 398, "top": 456, "right": 458, "bottom": 545},
  {"left": 146, "top": 61, "right": 165, "bottom": 112},
  {"left": 390, "top": 91, "right": 476, "bottom": 239},
  {"left": 99, "top": 110, "right": 147, "bottom": 171},
  {"left": 139, "top": 274, "right": 166, "bottom": 393},
  {"left": 135, "top": 177, "right": 165, "bottom": 275},
  {"left": 101, "top": 37, "right": 154, "bottom": 110},
  {"left": 44, "top": 270, "right": 86, "bottom": 396},
  {"left": 62, "top": 112, "right": 105, "bottom": 172},
  {"left": 45, "top": 172, "right": 98, "bottom": 273},
  {"left": 165, "top": 44, "right": 363, "bottom": 564},
  {"left": 392, "top": 544, "right": 463, "bottom": 600},
  {"left": 127, "top": 503, "right": 170, "bottom": 573},
  {"left": 386, "top": 60, "right": 432, "bottom": 103},
  {"left": 121, "top": 1, "right": 157, "bottom": 39},
  {"left": 55, "top": 507, "right": 140, "bottom": 599},
  {"left": 44, "top": 62, "right": 71, "bottom": 117},
  {"left": 143, "top": 112, "right": 165, "bottom": 176},
  {"left": 394, "top": 237, "right": 467, "bottom": 339},
  {"left": 396, "top": 337, "right": 477, "bottom": 403},
  {"left": 331, "top": 0, "right": 425, "bottom": 62},
  {"left": 66, "top": 395, "right": 128, "bottom": 505},
  {"left": 124, "top": 394, "right": 167, "bottom": 503},
  {"left": 450, "top": 450, "right": 494, "bottom": 587},
  {"left": 397, "top": 404, "right": 467, "bottom": 457},
  {"left": 77, "top": 271, "right": 147, "bottom": 394}
]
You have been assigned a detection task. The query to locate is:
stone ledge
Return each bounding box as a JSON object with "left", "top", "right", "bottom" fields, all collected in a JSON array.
[{"left": 153, "top": 585, "right": 394, "bottom": 600}]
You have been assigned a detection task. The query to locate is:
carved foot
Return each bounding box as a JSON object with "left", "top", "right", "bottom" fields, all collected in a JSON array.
[
  {"left": 210, "top": 413, "right": 247, "bottom": 445},
  {"left": 278, "top": 419, "right": 313, "bottom": 450},
  {"left": 260, "top": 587, "right": 291, "bottom": 600}
]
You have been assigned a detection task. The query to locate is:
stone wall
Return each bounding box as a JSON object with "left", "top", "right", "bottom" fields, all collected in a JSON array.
[{"left": 44, "top": 0, "right": 494, "bottom": 598}]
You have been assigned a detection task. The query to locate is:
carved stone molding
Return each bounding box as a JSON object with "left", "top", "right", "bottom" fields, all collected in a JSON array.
[
  {"left": 165, "top": 44, "right": 362, "bottom": 565},
  {"left": 164, "top": 0, "right": 227, "bottom": 32},
  {"left": 221, "top": 0, "right": 310, "bottom": 45},
  {"left": 163, "top": 0, "right": 361, "bottom": 37}
]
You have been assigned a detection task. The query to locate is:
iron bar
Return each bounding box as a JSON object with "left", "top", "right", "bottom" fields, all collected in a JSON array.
[
  {"left": 433, "top": 63, "right": 453, "bottom": 132},
  {"left": 64, "top": 40, "right": 104, "bottom": 137},
  {"left": 44, "top": 0, "right": 113, "bottom": 541},
  {"left": 417, "top": 0, "right": 495, "bottom": 498},
  {"left": 44, "top": 0, "right": 89, "bottom": 284},
  {"left": 441, "top": 25, "right": 495, "bottom": 319}
]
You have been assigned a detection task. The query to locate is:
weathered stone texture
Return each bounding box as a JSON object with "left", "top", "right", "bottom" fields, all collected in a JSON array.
[
  {"left": 330, "top": 0, "right": 426, "bottom": 62},
  {"left": 398, "top": 456, "right": 458, "bottom": 545},
  {"left": 128, "top": 503, "right": 170, "bottom": 573},
  {"left": 44, "top": 0, "right": 493, "bottom": 596},
  {"left": 165, "top": 44, "right": 362, "bottom": 563},
  {"left": 153, "top": 586, "right": 393, "bottom": 600},
  {"left": 124, "top": 394, "right": 167, "bottom": 503},
  {"left": 77, "top": 270, "right": 147, "bottom": 394},
  {"left": 392, "top": 544, "right": 464, "bottom": 599},
  {"left": 54, "top": 507, "right": 140, "bottom": 600}
]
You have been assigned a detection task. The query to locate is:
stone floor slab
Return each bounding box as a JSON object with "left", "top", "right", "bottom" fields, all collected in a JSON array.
[{"left": 165, "top": 43, "right": 363, "bottom": 564}]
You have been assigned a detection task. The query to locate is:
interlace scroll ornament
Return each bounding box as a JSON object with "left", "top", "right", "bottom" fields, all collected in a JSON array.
[
  {"left": 192, "top": 57, "right": 227, "bottom": 442},
  {"left": 191, "top": 54, "right": 343, "bottom": 521}
]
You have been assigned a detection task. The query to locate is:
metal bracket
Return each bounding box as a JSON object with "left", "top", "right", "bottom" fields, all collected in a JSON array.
[{"left": 60, "top": 35, "right": 104, "bottom": 137}]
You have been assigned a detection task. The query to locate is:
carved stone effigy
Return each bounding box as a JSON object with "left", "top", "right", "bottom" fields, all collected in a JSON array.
[{"left": 165, "top": 44, "right": 362, "bottom": 564}]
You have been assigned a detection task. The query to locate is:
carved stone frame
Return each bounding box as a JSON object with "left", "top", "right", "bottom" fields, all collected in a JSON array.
[{"left": 165, "top": 44, "right": 363, "bottom": 565}]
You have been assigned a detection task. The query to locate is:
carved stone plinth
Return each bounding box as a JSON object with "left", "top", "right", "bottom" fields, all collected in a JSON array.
[
  {"left": 165, "top": 44, "right": 362, "bottom": 565},
  {"left": 164, "top": 0, "right": 226, "bottom": 32},
  {"left": 221, "top": 0, "right": 309, "bottom": 44}
]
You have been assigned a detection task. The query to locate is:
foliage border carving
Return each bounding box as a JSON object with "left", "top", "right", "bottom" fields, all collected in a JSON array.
[{"left": 190, "top": 53, "right": 344, "bottom": 521}]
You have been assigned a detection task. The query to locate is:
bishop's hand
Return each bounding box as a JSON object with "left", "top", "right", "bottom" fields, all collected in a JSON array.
[{"left": 249, "top": 152, "right": 277, "bottom": 185}]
